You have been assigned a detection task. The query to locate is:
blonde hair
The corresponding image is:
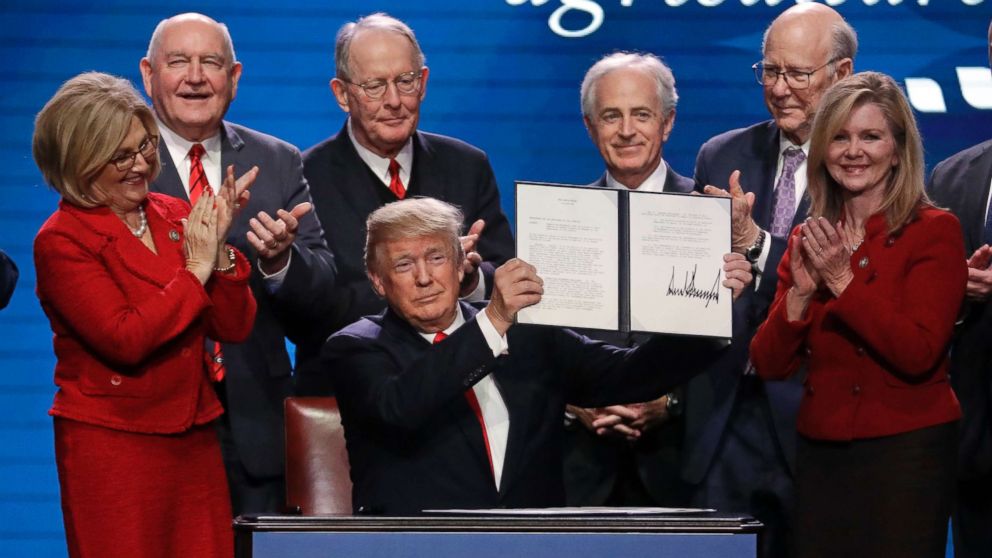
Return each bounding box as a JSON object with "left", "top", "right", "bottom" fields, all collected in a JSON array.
[
  {"left": 365, "top": 197, "right": 465, "bottom": 276},
  {"left": 807, "top": 71, "right": 928, "bottom": 233},
  {"left": 33, "top": 72, "right": 160, "bottom": 208}
]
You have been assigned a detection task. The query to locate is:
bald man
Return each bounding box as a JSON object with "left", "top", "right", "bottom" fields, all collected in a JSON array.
[{"left": 687, "top": 5, "right": 857, "bottom": 557}]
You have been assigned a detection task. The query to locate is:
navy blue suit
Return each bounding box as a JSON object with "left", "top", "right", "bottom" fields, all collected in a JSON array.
[
  {"left": 297, "top": 125, "right": 515, "bottom": 392},
  {"left": 323, "top": 302, "right": 722, "bottom": 514},
  {"left": 562, "top": 165, "right": 696, "bottom": 506},
  {"left": 150, "top": 121, "right": 337, "bottom": 514},
  {"left": 926, "top": 139, "right": 992, "bottom": 558},
  {"left": 689, "top": 120, "right": 807, "bottom": 557}
]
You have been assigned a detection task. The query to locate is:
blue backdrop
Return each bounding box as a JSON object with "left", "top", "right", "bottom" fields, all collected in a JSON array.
[{"left": 1, "top": 1, "right": 990, "bottom": 556}]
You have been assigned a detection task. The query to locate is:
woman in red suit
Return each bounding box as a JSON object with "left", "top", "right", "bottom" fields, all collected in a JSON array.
[
  {"left": 32, "top": 72, "right": 257, "bottom": 558},
  {"left": 751, "top": 71, "right": 967, "bottom": 558}
]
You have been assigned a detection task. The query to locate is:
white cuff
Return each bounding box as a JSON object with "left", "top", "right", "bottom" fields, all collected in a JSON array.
[
  {"left": 475, "top": 308, "right": 509, "bottom": 357},
  {"left": 258, "top": 250, "right": 291, "bottom": 294}
]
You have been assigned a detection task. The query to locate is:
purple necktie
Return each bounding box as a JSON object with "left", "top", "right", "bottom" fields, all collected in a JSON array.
[{"left": 770, "top": 147, "right": 805, "bottom": 239}]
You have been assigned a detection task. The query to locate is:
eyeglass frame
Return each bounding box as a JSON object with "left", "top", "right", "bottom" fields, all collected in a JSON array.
[
  {"left": 109, "top": 135, "right": 159, "bottom": 172},
  {"left": 341, "top": 70, "right": 424, "bottom": 100},
  {"left": 751, "top": 58, "right": 840, "bottom": 90}
]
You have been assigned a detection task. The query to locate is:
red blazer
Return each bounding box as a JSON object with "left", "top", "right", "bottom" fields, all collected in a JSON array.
[
  {"left": 751, "top": 207, "right": 966, "bottom": 441},
  {"left": 35, "top": 193, "right": 256, "bottom": 434}
]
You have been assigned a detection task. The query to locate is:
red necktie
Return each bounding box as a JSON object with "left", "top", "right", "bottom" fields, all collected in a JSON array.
[
  {"left": 188, "top": 143, "right": 214, "bottom": 204},
  {"left": 433, "top": 332, "right": 494, "bottom": 478},
  {"left": 388, "top": 158, "right": 406, "bottom": 199},
  {"left": 188, "top": 144, "right": 225, "bottom": 382}
]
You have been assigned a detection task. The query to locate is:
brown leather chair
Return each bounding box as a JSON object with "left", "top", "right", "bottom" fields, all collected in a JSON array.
[{"left": 284, "top": 396, "right": 353, "bottom": 515}]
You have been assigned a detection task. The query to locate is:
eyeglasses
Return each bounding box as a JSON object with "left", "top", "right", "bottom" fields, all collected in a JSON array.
[
  {"left": 752, "top": 58, "right": 839, "bottom": 90},
  {"left": 109, "top": 135, "right": 158, "bottom": 172},
  {"left": 343, "top": 70, "right": 422, "bottom": 100}
]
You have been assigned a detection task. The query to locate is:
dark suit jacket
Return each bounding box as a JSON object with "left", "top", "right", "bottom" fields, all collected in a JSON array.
[
  {"left": 35, "top": 193, "right": 255, "bottom": 432},
  {"left": 150, "top": 121, "right": 337, "bottom": 478},
  {"left": 0, "top": 249, "right": 17, "bottom": 309},
  {"left": 927, "top": 139, "right": 992, "bottom": 479},
  {"left": 563, "top": 164, "right": 695, "bottom": 505},
  {"left": 323, "top": 302, "right": 722, "bottom": 514},
  {"left": 684, "top": 120, "right": 807, "bottom": 483},
  {"left": 751, "top": 209, "right": 965, "bottom": 440},
  {"left": 298, "top": 125, "right": 515, "bottom": 386}
]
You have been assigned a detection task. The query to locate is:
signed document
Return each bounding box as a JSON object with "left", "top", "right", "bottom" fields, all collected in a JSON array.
[{"left": 515, "top": 181, "right": 731, "bottom": 338}]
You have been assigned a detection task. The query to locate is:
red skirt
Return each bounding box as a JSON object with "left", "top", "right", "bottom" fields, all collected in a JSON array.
[{"left": 54, "top": 417, "right": 233, "bottom": 558}]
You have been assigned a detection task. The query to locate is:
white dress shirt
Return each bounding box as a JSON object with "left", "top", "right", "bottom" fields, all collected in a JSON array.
[
  {"left": 419, "top": 307, "right": 510, "bottom": 490},
  {"left": 605, "top": 159, "right": 668, "bottom": 192}
]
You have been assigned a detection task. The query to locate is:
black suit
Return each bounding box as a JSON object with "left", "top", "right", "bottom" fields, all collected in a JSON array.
[
  {"left": 562, "top": 164, "right": 695, "bottom": 506},
  {"left": 689, "top": 120, "right": 807, "bottom": 557},
  {"left": 150, "top": 121, "right": 337, "bottom": 514},
  {"left": 323, "top": 301, "right": 721, "bottom": 514},
  {"left": 298, "top": 125, "right": 514, "bottom": 391},
  {"left": 0, "top": 249, "right": 17, "bottom": 310},
  {"left": 926, "top": 139, "right": 992, "bottom": 558}
]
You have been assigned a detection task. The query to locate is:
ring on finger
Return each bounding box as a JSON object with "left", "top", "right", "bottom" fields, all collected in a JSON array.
[{"left": 267, "top": 239, "right": 278, "bottom": 249}]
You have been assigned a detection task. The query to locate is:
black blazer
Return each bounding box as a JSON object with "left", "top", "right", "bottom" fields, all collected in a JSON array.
[
  {"left": 150, "top": 121, "right": 337, "bottom": 479},
  {"left": 927, "top": 139, "right": 992, "bottom": 479},
  {"left": 323, "top": 302, "right": 722, "bottom": 514},
  {"left": 563, "top": 164, "right": 695, "bottom": 505},
  {"left": 298, "top": 125, "right": 515, "bottom": 383},
  {"left": 683, "top": 120, "right": 807, "bottom": 483}
]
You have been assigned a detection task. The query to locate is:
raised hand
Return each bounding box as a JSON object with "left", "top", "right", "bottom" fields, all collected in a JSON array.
[
  {"left": 484, "top": 258, "right": 544, "bottom": 335},
  {"left": 702, "top": 170, "right": 760, "bottom": 253},
  {"left": 183, "top": 190, "right": 220, "bottom": 285},
  {"left": 216, "top": 164, "right": 257, "bottom": 244},
  {"left": 459, "top": 219, "right": 485, "bottom": 296},
  {"left": 246, "top": 202, "right": 312, "bottom": 274},
  {"left": 800, "top": 217, "right": 853, "bottom": 297},
  {"left": 965, "top": 245, "right": 992, "bottom": 301}
]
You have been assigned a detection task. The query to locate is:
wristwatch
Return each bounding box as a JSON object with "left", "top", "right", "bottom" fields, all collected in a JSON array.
[
  {"left": 664, "top": 391, "right": 683, "bottom": 417},
  {"left": 744, "top": 228, "right": 766, "bottom": 269}
]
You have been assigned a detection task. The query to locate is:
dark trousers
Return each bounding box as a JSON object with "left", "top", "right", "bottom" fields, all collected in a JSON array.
[
  {"left": 214, "top": 392, "right": 285, "bottom": 516},
  {"left": 689, "top": 375, "right": 795, "bottom": 558},
  {"left": 953, "top": 472, "right": 992, "bottom": 558},
  {"left": 796, "top": 421, "right": 956, "bottom": 558}
]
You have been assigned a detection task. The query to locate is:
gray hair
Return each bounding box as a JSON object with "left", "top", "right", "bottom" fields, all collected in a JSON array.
[
  {"left": 146, "top": 13, "right": 238, "bottom": 66},
  {"left": 761, "top": 19, "right": 858, "bottom": 66},
  {"left": 335, "top": 12, "right": 425, "bottom": 81},
  {"left": 580, "top": 52, "right": 678, "bottom": 118},
  {"left": 365, "top": 197, "right": 465, "bottom": 275}
]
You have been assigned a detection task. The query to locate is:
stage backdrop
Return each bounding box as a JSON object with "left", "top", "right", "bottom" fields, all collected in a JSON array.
[{"left": 1, "top": 1, "right": 989, "bottom": 556}]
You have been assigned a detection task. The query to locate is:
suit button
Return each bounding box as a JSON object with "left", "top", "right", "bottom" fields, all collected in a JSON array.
[
  {"left": 110, "top": 375, "right": 122, "bottom": 386},
  {"left": 856, "top": 346, "right": 865, "bottom": 356},
  {"left": 885, "top": 237, "right": 895, "bottom": 247},
  {"left": 805, "top": 348, "right": 812, "bottom": 357},
  {"left": 181, "top": 348, "right": 191, "bottom": 357},
  {"left": 852, "top": 385, "right": 861, "bottom": 395},
  {"left": 806, "top": 385, "right": 814, "bottom": 395}
]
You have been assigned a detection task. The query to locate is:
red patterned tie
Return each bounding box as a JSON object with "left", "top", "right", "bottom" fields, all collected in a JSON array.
[
  {"left": 388, "top": 158, "right": 406, "bottom": 199},
  {"left": 188, "top": 143, "right": 214, "bottom": 204},
  {"left": 434, "top": 332, "right": 494, "bottom": 478},
  {"left": 188, "top": 144, "right": 225, "bottom": 382}
]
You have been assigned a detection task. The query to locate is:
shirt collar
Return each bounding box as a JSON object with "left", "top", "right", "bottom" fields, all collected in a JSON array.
[
  {"left": 156, "top": 119, "right": 222, "bottom": 163},
  {"left": 417, "top": 304, "right": 466, "bottom": 343},
  {"left": 605, "top": 159, "right": 668, "bottom": 192},
  {"left": 778, "top": 134, "right": 810, "bottom": 158},
  {"left": 347, "top": 118, "right": 414, "bottom": 184}
]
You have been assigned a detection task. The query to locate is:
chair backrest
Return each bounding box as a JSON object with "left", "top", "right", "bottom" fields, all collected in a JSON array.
[{"left": 284, "top": 396, "right": 353, "bottom": 515}]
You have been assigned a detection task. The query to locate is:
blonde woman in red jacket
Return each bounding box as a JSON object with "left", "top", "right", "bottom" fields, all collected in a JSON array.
[
  {"left": 751, "top": 72, "right": 967, "bottom": 558},
  {"left": 32, "top": 72, "right": 257, "bottom": 558}
]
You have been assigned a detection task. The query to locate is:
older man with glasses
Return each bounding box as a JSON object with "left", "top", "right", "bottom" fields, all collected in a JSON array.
[
  {"left": 297, "top": 13, "right": 514, "bottom": 393},
  {"left": 685, "top": 4, "right": 857, "bottom": 557}
]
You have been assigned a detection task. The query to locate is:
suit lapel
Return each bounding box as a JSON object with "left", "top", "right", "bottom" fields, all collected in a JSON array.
[
  {"left": 332, "top": 125, "right": 394, "bottom": 224},
  {"left": 957, "top": 146, "right": 992, "bottom": 252},
  {"left": 408, "top": 132, "right": 442, "bottom": 198},
  {"left": 748, "top": 122, "right": 782, "bottom": 230},
  {"left": 220, "top": 122, "right": 249, "bottom": 181},
  {"left": 153, "top": 140, "right": 189, "bottom": 202}
]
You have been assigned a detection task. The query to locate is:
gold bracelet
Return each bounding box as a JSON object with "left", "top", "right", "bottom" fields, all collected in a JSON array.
[{"left": 213, "top": 247, "right": 236, "bottom": 273}]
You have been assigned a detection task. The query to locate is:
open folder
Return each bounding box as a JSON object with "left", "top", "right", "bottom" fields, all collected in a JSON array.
[{"left": 515, "top": 181, "right": 732, "bottom": 339}]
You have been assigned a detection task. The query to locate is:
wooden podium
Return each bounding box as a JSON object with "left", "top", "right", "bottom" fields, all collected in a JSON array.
[{"left": 234, "top": 514, "right": 762, "bottom": 558}]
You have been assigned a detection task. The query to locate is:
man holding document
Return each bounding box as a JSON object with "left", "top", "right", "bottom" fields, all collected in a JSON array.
[{"left": 320, "top": 197, "right": 751, "bottom": 514}]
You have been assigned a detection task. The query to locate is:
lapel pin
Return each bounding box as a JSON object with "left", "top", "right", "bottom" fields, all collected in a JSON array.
[
  {"left": 858, "top": 256, "right": 869, "bottom": 269},
  {"left": 169, "top": 230, "right": 180, "bottom": 242}
]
